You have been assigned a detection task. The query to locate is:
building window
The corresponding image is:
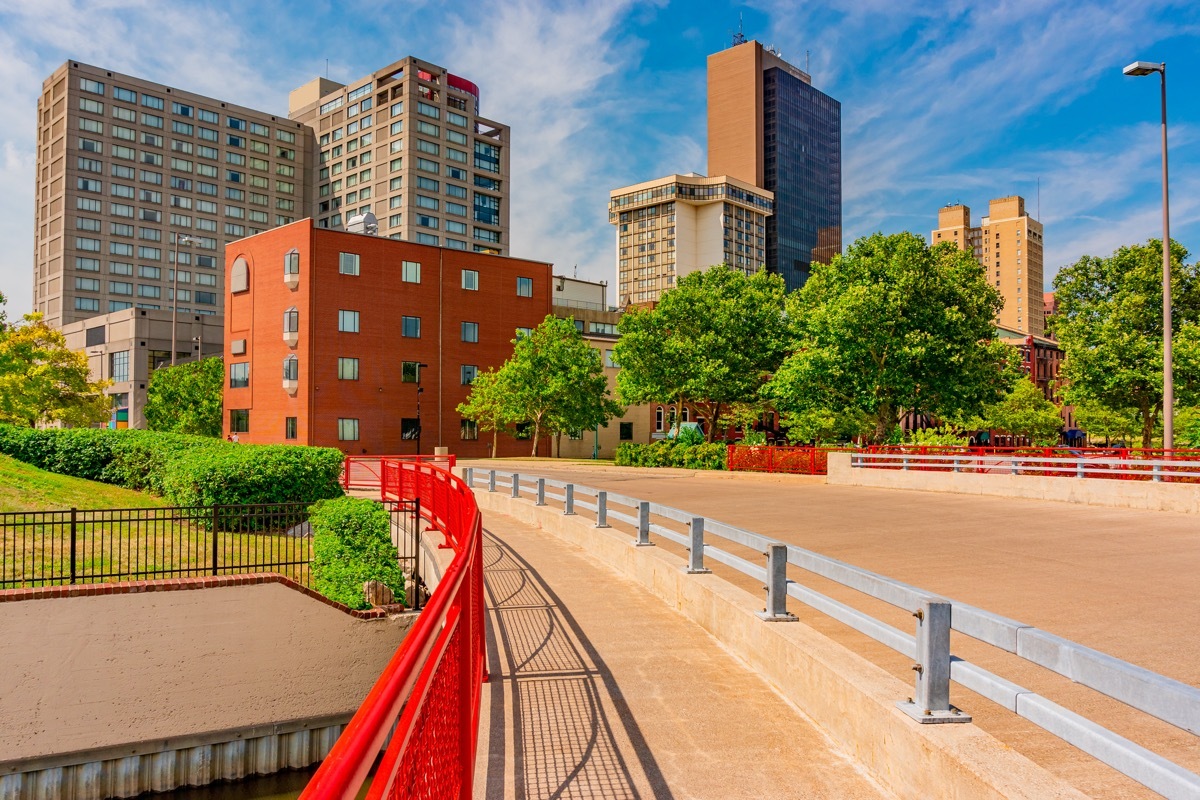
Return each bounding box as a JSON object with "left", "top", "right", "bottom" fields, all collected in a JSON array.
[
  {"left": 460, "top": 419, "right": 478, "bottom": 441},
  {"left": 338, "top": 418, "right": 359, "bottom": 441},
  {"left": 284, "top": 249, "right": 300, "bottom": 275},
  {"left": 109, "top": 351, "right": 130, "bottom": 383},
  {"left": 283, "top": 307, "right": 299, "bottom": 334},
  {"left": 338, "top": 357, "right": 360, "bottom": 380},
  {"left": 230, "top": 256, "right": 249, "bottom": 293},
  {"left": 462, "top": 269, "right": 479, "bottom": 291},
  {"left": 339, "top": 252, "right": 360, "bottom": 275},
  {"left": 655, "top": 406, "right": 664, "bottom": 432},
  {"left": 461, "top": 321, "right": 478, "bottom": 343},
  {"left": 402, "top": 261, "right": 421, "bottom": 283},
  {"left": 516, "top": 327, "right": 532, "bottom": 338},
  {"left": 338, "top": 309, "right": 360, "bottom": 333},
  {"left": 604, "top": 350, "right": 617, "bottom": 368},
  {"left": 283, "top": 355, "right": 298, "bottom": 382},
  {"left": 401, "top": 361, "right": 421, "bottom": 383},
  {"left": 229, "top": 409, "right": 250, "bottom": 433},
  {"left": 401, "top": 418, "right": 420, "bottom": 440},
  {"left": 620, "top": 422, "right": 634, "bottom": 441},
  {"left": 285, "top": 417, "right": 297, "bottom": 440},
  {"left": 516, "top": 277, "right": 533, "bottom": 297},
  {"left": 590, "top": 322, "right": 618, "bottom": 335},
  {"left": 461, "top": 365, "right": 478, "bottom": 385},
  {"left": 402, "top": 316, "right": 421, "bottom": 338},
  {"left": 225, "top": 361, "right": 249, "bottom": 388}
]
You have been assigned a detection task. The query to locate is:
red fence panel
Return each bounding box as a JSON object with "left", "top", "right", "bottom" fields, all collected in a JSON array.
[
  {"left": 727, "top": 445, "right": 857, "bottom": 475},
  {"left": 343, "top": 455, "right": 459, "bottom": 493},
  {"left": 302, "top": 459, "right": 483, "bottom": 800}
]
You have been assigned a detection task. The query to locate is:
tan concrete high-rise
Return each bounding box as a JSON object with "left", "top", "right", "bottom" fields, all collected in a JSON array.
[
  {"left": 609, "top": 174, "right": 773, "bottom": 305},
  {"left": 933, "top": 196, "right": 1045, "bottom": 335},
  {"left": 33, "top": 61, "right": 310, "bottom": 328},
  {"left": 289, "top": 57, "right": 510, "bottom": 255}
]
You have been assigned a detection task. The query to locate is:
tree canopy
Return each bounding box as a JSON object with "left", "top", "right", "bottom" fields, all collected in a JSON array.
[
  {"left": 455, "top": 369, "right": 508, "bottom": 457},
  {"left": 765, "top": 232, "right": 1017, "bottom": 442},
  {"left": 144, "top": 356, "right": 224, "bottom": 437},
  {"left": 0, "top": 302, "right": 109, "bottom": 428},
  {"left": 613, "top": 264, "right": 788, "bottom": 440},
  {"left": 984, "top": 378, "right": 1063, "bottom": 446},
  {"left": 1052, "top": 239, "right": 1200, "bottom": 448}
]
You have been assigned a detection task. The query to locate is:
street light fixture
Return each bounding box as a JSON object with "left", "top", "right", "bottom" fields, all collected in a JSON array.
[
  {"left": 170, "top": 234, "right": 198, "bottom": 367},
  {"left": 1123, "top": 59, "right": 1173, "bottom": 449}
]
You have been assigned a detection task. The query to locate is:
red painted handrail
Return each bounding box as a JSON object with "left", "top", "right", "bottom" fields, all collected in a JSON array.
[
  {"left": 342, "top": 455, "right": 459, "bottom": 492},
  {"left": 301, "top": 459, "right": 484, "bottom": 800}
]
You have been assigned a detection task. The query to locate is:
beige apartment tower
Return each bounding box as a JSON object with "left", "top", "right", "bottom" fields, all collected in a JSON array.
[
  {"left": 33, "top": 61, "right": 310, "bottom": 328},
  {"left": 933, "top": 196, "right": 1045, "bottom": 335},
  {"left": 289, "top": 57, "right": 510, "bottom": 255},
  {"left": 609, "top": 174, "right": 773, "bottom": 305}
]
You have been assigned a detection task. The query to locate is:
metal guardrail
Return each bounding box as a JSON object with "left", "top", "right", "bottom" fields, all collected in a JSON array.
[
  {"left": 852, "top": 451, "right": 1200, "bottom": 482},
  {"left": 302, "top": 460, "right": 485, "bottom": 800},
  {"left": 467, "top": 467, "right": 1200, "bottom": 799},
  {"left": 342, "top": 455, "right": 458, "bottom": 493}
]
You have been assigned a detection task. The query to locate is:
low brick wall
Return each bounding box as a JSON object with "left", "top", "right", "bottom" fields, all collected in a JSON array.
[{"left": 826, "top": 452, "right": 1200, "bottom": 513}]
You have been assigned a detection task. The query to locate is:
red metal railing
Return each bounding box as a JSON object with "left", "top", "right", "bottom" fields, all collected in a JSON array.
[
  {"left": 302, "top": 460, "right": 484, "bottom": 800},
  {"left": 343, "top": 455, "right": 458, "bottom": 492},
  {"left": 729, "top": 444, "right": 1200, "bottom": 477}
]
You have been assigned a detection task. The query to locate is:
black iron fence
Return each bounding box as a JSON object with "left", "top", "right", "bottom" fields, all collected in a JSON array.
[{"left": 0, "top": 501, "right": 420, "bottom": 591}]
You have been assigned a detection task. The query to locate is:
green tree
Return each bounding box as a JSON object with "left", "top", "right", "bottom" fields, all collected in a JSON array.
[
  {"left": 144, "top": 356, "right": 224, "bottom": 437},
  {"left": 1176, "top": 407, "right": 1200, "bottom": 448},
  {"left": 1072, "top": 400, "right": 1143, "bottom": 447},
  {"left": 766, "top": 232, "right": 1017, "bottom": 442},
  {"left": 1052, "top": 239, "right": 1200, "bottom": 448},
  {"left": 984, "top": 378, "right": 1063, "bottom": 446},
  {"left": 0, "top": 309, "right": 109, "bottom": 428},
  {"left": 456, "top": 369, "right": 510, "bottom": 457},
  {"left": 614, "top": 265, "right": 788, "bottom": 441},
  {"left": 497, "top": 316, "right": 622, "bottom": 457}
]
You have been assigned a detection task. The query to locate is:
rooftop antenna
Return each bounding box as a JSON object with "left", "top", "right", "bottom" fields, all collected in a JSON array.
[
  {"left": 573, "top": 264, "right": 578, "bottom": 278},
  {"left": 732, "top": 13, "right": 747, "bottom": 46}
]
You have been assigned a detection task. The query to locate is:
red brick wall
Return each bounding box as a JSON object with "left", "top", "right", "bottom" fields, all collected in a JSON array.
[{"left": 224, "top": 220, "right": 552, "bottom": 457}]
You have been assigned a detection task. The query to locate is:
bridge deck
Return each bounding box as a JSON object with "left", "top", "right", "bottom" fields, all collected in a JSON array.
[{"left": 473, "top": 513, "right": 887, "bottom": 799}]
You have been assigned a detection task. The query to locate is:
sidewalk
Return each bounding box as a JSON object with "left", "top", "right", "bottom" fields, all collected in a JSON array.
[{"left": 472, "top": 512, "right": 888, "bottom": 800}]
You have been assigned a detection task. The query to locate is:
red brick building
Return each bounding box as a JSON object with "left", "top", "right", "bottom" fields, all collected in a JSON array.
[{"left": 222, "top": 220, "right": 552, "bottom": 456}]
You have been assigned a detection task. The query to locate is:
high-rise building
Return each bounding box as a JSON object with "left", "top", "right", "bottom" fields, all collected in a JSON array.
[
  {"left": 932, "top": 196, "right": 1045, "bottom": 335},
  {"left": 708, "top": 40, "right": 842, "bottom": 291},
  {"left": 33, "top": 61, "right": 310, "bottom": 328},
  {"left": 610, "top": 174, "right": 773, "bottom": 305},
  {"left": 288, "top": 57, "right": 509, "bottom": 255}
]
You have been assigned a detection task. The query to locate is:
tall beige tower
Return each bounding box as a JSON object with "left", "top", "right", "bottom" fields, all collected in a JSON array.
[
  {"left": 289, "top": 57, "right": 510, "bottom": 255},
  {"left": 932, "top": 196, "right": 1044, "bottom": 335},
  {"left": 33, "top": 61, "right": 310, "bottom": 328}
]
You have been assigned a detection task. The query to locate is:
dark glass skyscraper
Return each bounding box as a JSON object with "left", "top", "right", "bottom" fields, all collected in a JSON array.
[{"left": 708, "top": 41, "right": 842, "bottom": 292}]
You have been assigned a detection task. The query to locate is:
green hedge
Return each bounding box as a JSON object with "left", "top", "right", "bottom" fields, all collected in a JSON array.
[
  {"left": 615, "top": 441, "right": 727, "bottom": 470},
  {"left": 310, "top": 497, "right": 405, "bottom": 610},
  {"left": 0, "top": 425, "right": 345, "bottom": 506}
]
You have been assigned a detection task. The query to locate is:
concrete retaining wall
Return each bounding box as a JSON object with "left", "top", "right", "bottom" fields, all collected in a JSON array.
[
  {"left": 474, "top": 489, "right": 1087, "bottom": 800},
  {"left": 826, "top": 452, "right": 1200, "bottom": 513}
]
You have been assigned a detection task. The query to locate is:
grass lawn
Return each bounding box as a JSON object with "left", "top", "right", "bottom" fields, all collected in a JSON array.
[{"left": 0, "top": 453, "right": 167, "bottom": 512}]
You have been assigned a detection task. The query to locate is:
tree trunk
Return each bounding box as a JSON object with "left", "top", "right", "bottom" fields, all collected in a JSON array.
[
  {"left": 491, "top": 426, "right": 498, "bottom": 458},
  {"left": 873, "top": 403, "right": 895, "bottom": 443},
  {"left": 530, "top": 419, "right": 541, "bottom": 458},
  {"left": 708, "top": 402, "right": 723, "bottom": 442},
  {"left": 1141, "top": 403, "right": 1156, "bottom": 450}
]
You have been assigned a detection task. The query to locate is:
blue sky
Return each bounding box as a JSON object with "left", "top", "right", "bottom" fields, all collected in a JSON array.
[{"left": 0, "top": 0, "right": 1197, "bottom": 317}]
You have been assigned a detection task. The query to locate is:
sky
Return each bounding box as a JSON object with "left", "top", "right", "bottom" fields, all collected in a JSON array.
[{"left": 0, "top": 0, "right": 1197, "bottom": 317}]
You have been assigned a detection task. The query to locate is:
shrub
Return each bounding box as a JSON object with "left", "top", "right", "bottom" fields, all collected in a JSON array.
[
  {"left": 615, "top": 441, "right": 726, "bottom": 470},
  {"left": 160, "top": 445, "right": 345, "bottom": 507},
  {"left": 310, "top": 497, "right": 405, "bottom": 610}
]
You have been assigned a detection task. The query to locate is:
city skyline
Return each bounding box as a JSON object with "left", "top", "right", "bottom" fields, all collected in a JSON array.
[{"left": 0, "top": 0, "right": 1197, "bottom": 316}]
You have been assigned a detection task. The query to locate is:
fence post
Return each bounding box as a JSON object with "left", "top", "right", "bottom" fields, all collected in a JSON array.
[
  {"left": 511, "top": 473, "right": 521, "bottom": 498},
  {"left": 488, "top": 470, "right": 496, "bottom": 493},
  {"left": 1153, "top": 462, "right": 1163, "bottom": 482},
  {"left": 564, "top": 484, "right": 575, "bottom": 515},
  {"left": 897, "top": 598, "right": 970, "bottom": 723},
  {"left": 903, "top": 456, "right": 910, "bottom": 471},
  {"left": 596, "top": 491, "right": 610, "bottom": 528},
  {"left": 634, "top": 501, "right": 653, "bottom": 547},
  {"left": 211, "top": 504, "right": 220, "bottom": 577},
  {"left": 1077, "top": 458, "right": 1085, "bottom": 479},
  {"left": 464, "top": 467, "right": 474, "bottom": 488},
  {"left": 686, "top": 517, "right": 710, "bottom": 574},
  {"left": 69, "top": 507, "right": 78, "bottom": 585},
  {"left": 953, "top": 456, "right": 961, "bottom": 474},
  {"left": 536, "top": 478, "right": 546, "bottom": 506},
  {"left": 756, "top": 544, "right": 795, "bottom": 621}
]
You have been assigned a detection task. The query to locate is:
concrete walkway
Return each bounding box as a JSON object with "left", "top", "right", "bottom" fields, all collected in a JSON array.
[
  {"left": 473, "top": 513, "right": 888, "bottom": 800},
  {"left": 463, "top": 460, "right": 1200, "bottom": 800}
]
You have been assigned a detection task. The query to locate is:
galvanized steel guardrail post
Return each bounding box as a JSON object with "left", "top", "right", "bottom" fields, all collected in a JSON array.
[
  {"left": 898, "top": 598, "right": 970, "bottom": 723},
  {"left": 511, "top": 473, "right": 521, "bottom": 498},
  {"left": 488, "top": 470, "right": 496, "bottom": 492},
  {"left": 596, "top": 491, "right": 610, "bottom": 528},
  {"left": 536, "top": 478, "right": 546, "bottom": 506},
  {"left": 564, "top": 484, "right": 575, "bottom": 515},
  {"left": 634, "top": 501, "right": 653, "bottom": 546},
  {"left": 756, "top": 544, "right": 796, "bottom": 621},
  {"left": 686, "top": 517, "right": 710, "bottom": 574},
  {"left": 464, "top": 467, "right": 474, "bottom": 488}
]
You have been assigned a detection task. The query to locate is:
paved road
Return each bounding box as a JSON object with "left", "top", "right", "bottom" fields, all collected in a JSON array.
[{"left": 463, "top": 459, "right": 1200, "bottom": 799}]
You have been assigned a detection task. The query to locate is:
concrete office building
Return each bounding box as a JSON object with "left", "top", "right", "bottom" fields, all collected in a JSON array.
[
  {"left": 610, "top": 174, "right": 773, "bottom": 305},
  {"left": 222, "top": 220, "right": 549, "bottom": 456},
  {"left": 708, "top": 39, "right": 842, "bottom": 291},
  {"left": 33, "top": 61, "right": 309, "bottom": 329},
  {"left": 288, "top": 57, "right": 509, "bottom": 255},
  {"left": 933, "top": 196, "right": 1045, "bottom": 336}
]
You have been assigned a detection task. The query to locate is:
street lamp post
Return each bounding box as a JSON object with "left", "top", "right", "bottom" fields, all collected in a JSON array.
[
  {"left": 415, "top": 362, "right": 430, "bottom": 456},
  {"left": 170, "top": 234, "right": 197, "bottom": 367},
  {"left": 1124, "top": 59, "right": 1173, "bottom": 449}
]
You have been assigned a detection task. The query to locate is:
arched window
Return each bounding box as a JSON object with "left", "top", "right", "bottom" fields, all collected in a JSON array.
[
  {"left": 681, "top": 406, "right": 690, "bottom": 423},
  {"left": 655, "top": 405, "right": 663, "bottom": 432},
  {"left": 230, "top": 256, "right": 249, "bottom": 293}
]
